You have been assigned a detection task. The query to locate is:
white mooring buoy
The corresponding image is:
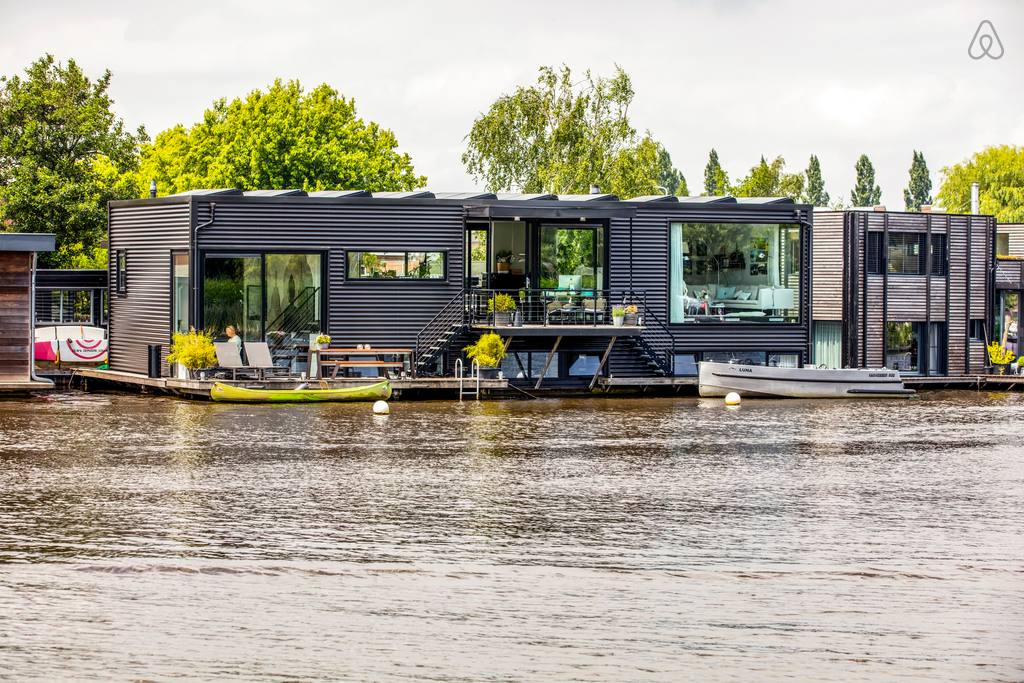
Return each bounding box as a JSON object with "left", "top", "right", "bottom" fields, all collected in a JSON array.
[
  {"left": 724, "top": 392, "right": 742, "bottom": 406},
  {"left": 373, "top": 400, "right": 390, "bottom": 415}
]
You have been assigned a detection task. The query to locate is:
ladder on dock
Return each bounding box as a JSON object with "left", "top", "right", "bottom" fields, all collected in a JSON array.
[{"left": 454, "top": 358, "right": 480, "bottom": 401}]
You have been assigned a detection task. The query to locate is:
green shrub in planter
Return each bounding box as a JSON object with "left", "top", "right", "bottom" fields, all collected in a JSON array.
[{"left": 166, "top": 329, "right": 217, "bottom": 377}]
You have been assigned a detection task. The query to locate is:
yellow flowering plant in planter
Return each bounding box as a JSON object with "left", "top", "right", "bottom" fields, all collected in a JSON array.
[
  {"left": 464, "top": 332, "right": 507, "bottom": 378},
  {"left": 166, "top": 329, "right": 218, "bottom": 378},
  {"left": 987, "top": 341, "right": 1016, "bottom": 373}
]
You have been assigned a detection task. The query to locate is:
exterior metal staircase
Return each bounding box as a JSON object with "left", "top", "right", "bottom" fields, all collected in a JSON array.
[
  {"left": 628, "top": 305, "right": 676, "bottom": 376},
  {"left": 414, "top": 292, "right": 467, "bottom": 376}
]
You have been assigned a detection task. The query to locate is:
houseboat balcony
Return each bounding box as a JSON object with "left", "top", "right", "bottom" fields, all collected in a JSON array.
[{"left": 467, "top": 288, "right": 651, "bottom": 335}]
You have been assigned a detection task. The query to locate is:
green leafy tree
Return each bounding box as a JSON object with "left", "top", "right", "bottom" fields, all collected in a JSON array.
[
  {"left": 937, "top": 145, "right": 1024, "bottom": 222},
  {"left": 851, "top": 154, "right": 882, "bottom": 206},
  {"left": 703, "top": 148, "right": 729, "bottom": 195},
  {"left": 0, "top": 54, "right": 146, "bottom": 267},
  {"left": 903, "top": 150, "right": 933, "bottom": 211},
  {"left": 732, "top": 156, "right": 805, "bottom": 200},
  {"left": 804, "top": 155, "right": 830, "bottom": 207},
  {"left": 462, "top": 65, "right": 675, "bottom": 198},
  {"left": 138, "top": 79, "right": 425, "bottom": 195}
]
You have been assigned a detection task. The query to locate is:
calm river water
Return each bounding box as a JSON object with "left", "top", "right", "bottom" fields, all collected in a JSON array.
[{"left": 1, "top": 390, "right": 1022, "bottom": 681}]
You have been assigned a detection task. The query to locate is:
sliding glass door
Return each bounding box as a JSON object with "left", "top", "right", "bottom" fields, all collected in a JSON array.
[
  {"left": 203, "top": 255, "right": 262, "bottom": 341},
  {"left": 202, "top": 252, "right": 324, "bottom": 362}
]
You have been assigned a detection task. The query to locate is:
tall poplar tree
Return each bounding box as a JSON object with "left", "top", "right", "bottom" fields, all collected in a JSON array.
[
  {"left": 703, "top": 148, "right": 729, "bottom": 195},
  {"left": 851, "top": 154, "right": 882, "bottom": 206},
  {"left": 804, "top": 155, "right": 829, "bottom": 206},
  {"left": 903, "top": 150, "right": 933, "bottom": 211}
]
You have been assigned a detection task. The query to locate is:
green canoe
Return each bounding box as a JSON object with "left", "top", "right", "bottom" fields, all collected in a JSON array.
[{"left": 210, "top": 380, "right": 391, "bottom": 403}]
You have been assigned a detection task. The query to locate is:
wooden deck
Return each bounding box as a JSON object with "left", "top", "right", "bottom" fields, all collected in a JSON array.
[{"left": 74, "top": 368, "right": 508, "bottom": 400}]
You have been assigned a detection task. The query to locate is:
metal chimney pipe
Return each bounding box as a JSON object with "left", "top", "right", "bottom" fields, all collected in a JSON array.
[
  {"left": 149, "top": 179, "right": 157, "bottom": 198},
  {"left": 589, "top": 184, "right": 600, "bottom": 194},
  {"left": 971, "top": 182, "right": 979, "bottom": 214}
]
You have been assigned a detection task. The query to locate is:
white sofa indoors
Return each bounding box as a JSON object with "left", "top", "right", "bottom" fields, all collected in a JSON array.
[{"left": 701, "top": 284, "right": 795, "bottom": 312}]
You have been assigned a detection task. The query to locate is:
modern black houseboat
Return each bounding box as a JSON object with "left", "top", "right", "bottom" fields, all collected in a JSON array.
[
  {"left": 811, "top": 208, "right": 996, "bottom": 376},
  {"left": 106, "top": 190, "right": 813, "bottom": 386}
]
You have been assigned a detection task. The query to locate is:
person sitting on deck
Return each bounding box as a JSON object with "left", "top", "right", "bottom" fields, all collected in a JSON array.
[{"left": 225, "top": 325, "right": 242, "bottom": 349}]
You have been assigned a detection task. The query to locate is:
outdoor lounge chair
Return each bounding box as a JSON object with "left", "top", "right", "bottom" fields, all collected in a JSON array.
[
  {"left": 244, "top": 341, "right": 286, "bottom": 380},
  {"left": 213, "top": 342, "right": 253, "bottom": 380}
]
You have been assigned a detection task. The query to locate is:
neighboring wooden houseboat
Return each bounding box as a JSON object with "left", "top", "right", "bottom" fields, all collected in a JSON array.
[
  {"left": 0, "top": 232, "right": 56, "bottom": 392},
  {"left": 811, "top": 208, "right": 995, "bottom": 376},
  {"left": 106, "top": 191, "right": 813, "bottom": 387}
]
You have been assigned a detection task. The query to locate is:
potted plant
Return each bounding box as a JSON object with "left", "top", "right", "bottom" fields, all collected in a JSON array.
[
  {"left": 987, "top": 341, "right": 1016, "bottom": 374},
  {"left": 312, "top": 333, "right": 331, "bottom": 351},
  {"left": 488, "top": 293, "right": 517, "bottom": 326},
  {"left": 611, "top": 306, "right": 625, "bottom": 327},
  {"left": 623, "top": 304, "right": 639, "bottom": 326},
  {"left": 495, "top": 250, "right": 514, "bottom": 273},
  {"left": 166, "top": 328, "right": 218, "bottom": 380},
  {"left": 464, "top": 332, "right": 506, "bottom": 379}
]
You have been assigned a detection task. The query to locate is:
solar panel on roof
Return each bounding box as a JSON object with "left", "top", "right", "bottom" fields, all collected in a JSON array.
[
  {"left": 626, "top": 195, "right": 679, "bottom": 203},
  {"left": 169, "top": 189, "right": 243, "bottom": 197},
  {"left": 434, "top": 192, "right": 498, "bottom": 200},
  {"left": 242, "top": 189, "right": 307, "bottom": 197},
  {"left": 494, "top": 193, "right": 557, "bottom": 201},
  {"left": 307, "top": 190, "right": 371, "bottom": 198},
  {"left": 556, "top": 193, "right": 618, "bottom": 202},
  {"left": 734, "top": 197, "right": 795, "bottom": 205},
  {"left": 676, "top": 196, "right": 736, "bottom": 204},
  {"left": 371, "top": 191, "right": 435, "bottom": 199}
]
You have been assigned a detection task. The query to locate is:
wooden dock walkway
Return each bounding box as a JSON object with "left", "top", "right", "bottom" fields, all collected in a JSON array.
[{"left": 73, "top": 368, "right": 508, "bottom": 400}]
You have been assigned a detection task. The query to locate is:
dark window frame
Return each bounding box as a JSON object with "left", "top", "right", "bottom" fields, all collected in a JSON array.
[
  {"left": 667, "top": 219, "right": 805, "bottom": 327},
  {"left": 345, "top": 250, "right": 449, "bottom": 282}
]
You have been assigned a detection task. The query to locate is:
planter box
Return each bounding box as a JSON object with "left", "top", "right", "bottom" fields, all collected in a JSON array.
[{"left": 493, "top": 312, "right": 514, "bottom": 327}]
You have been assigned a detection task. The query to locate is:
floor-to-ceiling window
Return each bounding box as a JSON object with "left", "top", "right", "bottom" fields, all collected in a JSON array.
[
  {"left": 539, "top": 225, "right": 604, "bottom": 291},
  {"left": 202, "top": 252, "right": 323, "bottom": 362},
  {"left": 670, "top": 222, "right": 801, "bottom": 323},
  {"left": 172, "top": 252, "right": 189, "bottom": 334},
  {"left": 995, "top": 291, "right": 1020, "bottom": 357},
  {"left": 886, "top": 321, "right": 922, "bottom": 374},
  {"left": 203, "top": 255, "right": 262, "bottom": 341}
]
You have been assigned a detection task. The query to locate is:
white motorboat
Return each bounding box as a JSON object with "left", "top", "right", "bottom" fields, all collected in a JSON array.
[{"left": 698, "top": 361, "right": 915, "bottom": 399}]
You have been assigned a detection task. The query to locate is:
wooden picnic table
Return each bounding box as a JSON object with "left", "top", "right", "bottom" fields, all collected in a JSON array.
[{"left": 310, "top": 347, "right": 414, "bottom": 379}]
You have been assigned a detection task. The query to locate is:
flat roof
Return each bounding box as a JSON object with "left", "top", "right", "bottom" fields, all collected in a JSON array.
[{"left": 0, "top": 233, "right": 56, "bottom": 252}]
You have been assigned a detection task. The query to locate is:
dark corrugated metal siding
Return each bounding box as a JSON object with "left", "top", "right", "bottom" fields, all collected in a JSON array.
[
  {"left": 107, "top": 202, "right": 191, "bottom": 374},
  {"left": 607, "top": 204, "right": 812, "bottom": 376},
  {"left": 194, "top": 201, "right": 465, "bottom": 348}
]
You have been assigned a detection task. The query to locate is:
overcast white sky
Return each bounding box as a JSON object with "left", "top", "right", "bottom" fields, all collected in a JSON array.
[{"left": 1, "top": 0, "right": 1020, "bottom": 204}]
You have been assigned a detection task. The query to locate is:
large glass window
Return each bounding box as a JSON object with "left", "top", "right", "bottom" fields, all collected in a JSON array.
[
  {"left": 203, "top": 253, "right": 323, "bottom": 364},
  {"left": 995, "top": 291, "right": 1020, "bottom": 358},
  {"left": 35, "top": 290, "right": 94, "bottom": 325},
  {"left": 346, "top": 251, "right": 445, "bottom": 279},
  {"left": 886, "top": 321, "right": 922, "bottom": 374},
  {"left": 887, "top": 233, "right": 924, "bottom": 274},
  {"left": 173, "top": 252, "right": 189, "bottom": 334},
  {"left": 539, "top": 225, "right": 604, "bottom": 291},
  {"left": 670, "top": 222, "right": 800, "bottom": 323},
  {"left": 203, "top": 255, "right": 262, "bottom": 341},
  {"left": 997, "top": 233, "right": 1010, "bottom": 257}
]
